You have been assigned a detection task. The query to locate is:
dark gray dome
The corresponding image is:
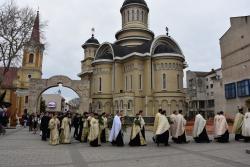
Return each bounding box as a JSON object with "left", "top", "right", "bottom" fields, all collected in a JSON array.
[
  {"left": 154, "top": 44, "right": 182, "bottom": 55},
  {"left": 122, "top": 0, "right": 147, "bottom": 7},
  {"left": 85, "top": 36, "right": 99, "bottom": 44}
]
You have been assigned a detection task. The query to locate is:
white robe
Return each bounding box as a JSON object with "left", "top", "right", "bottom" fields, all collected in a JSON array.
[
  {"left": 174, "top": 114, "right": 186, "bottom": 138},
  {"left": 193, "top": 114, "right": 206, "bottom": 138},
  {"left": 109, "top": 115, "right": 122, "bottom": 142},
  {"left": 156, "top": 114, "right": 170, "bottom": 135},
  {"left": 139, "top": 115, "right": 145, "bottom": 130},
  {"left": 170, "top": 114, "right": 177, "bottom": 137},
  {"left": 242, "top": 112, "right": 250, "bottom": 137},
  {"left": 217, "top": 115, "right": 228, "bottom": 136},
  {"left": 214, "top": 114, "right": 220, "bottom": 137}
]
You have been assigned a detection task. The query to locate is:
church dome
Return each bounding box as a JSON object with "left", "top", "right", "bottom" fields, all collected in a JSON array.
[
  {"left": 122, "top": 0, "right": 148, "bottom": 7},
  {"left": 85, "top": 35, "right": 99, "bottom": 45}
]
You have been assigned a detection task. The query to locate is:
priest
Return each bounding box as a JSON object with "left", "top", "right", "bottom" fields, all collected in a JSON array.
[
  {"left": 40, "top": 112, "right": 50, "bottom": 141},
  {"left": 49, "top": 113, "right": 60, "bottom": 146},
  {"left": 242, "top": 108, "right": 250, "bottom": 142},
  {"left": 88, "top": 113, "right": 101, "bottom": 147},
  {"left": 100, "top": 112, "right": 108, "bottom": 143},
  {"left": 232, "top": 108, "right": 244, "bottom": 141},
  {"left": 109, "top": 111, "right": 124, "bottom": 146},
  {"left": 129, "top": 113, "right": 146, "bottom": 146},
  {"left": 214, "top": 112, "right": 220, "bottom": 139},
  {"left": 60, "top": 113, "right": 71, "bottom": 144},
  {"left": 139, "top": 110, "right": 146, "bottom": 142},
  {"left": 155, "top": 110, "right": 170, "bottom": 146},
  {"left": 170, "top": 111, "right": 178, "bottom": 142},
  {"left": 153, "top": 109, "right": 162, "bottom": 142},
  {"left": 216, "top": 111, "right": 229, "bottom": 143},
  {"left": 174, "top": 110, "right": 189, "bottom": 144},
  {"left": 81, "top": 112, "right": 90, "bottom": 142},
  {"left": 193, "top": 111, "right": 210, "bottom": 143}
]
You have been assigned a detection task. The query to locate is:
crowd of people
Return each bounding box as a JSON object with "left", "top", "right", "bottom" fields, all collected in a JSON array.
[{"left": 28, "top": 107, "right": 250, "bottom": 147}]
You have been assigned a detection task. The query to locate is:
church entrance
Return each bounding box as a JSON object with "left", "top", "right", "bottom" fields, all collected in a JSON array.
[{"left": 27, "top": 75, "right": 90, "bottom": 114}]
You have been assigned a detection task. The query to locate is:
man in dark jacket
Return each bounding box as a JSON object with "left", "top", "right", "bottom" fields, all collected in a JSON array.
[{"left": 40, "top": 112, "right": 50, "bottom": 141}]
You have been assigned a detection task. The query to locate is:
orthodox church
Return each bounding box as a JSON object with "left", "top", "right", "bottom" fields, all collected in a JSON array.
[{"left": 79, "top": 0, "right": 187, "bottom": 116}]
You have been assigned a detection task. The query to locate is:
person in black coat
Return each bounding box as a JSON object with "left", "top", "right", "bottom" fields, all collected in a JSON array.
[
  {"left": 73, "top": 114, "right": 80, "bottom": 139},
  {"left": 40, "top": 112, "right": 50, "bottom": 141}
]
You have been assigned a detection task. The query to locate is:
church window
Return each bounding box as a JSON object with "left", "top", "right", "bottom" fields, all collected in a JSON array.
[
  {"left": 125, "top": 76, "right": 128, "bottom": 91},
  {"left": 99, "top": 77, "right": 102, "bottom": 92},
  {"left": 128, "top": 100, "right": 132, "bottom": 110},
  {"left": 120, "top": 100, "right": 123, "bottom": 109},
  {"left": 142, "top": 11, "right": 144, "bottom": 22},
  {"left": 177, "top": 74, "right": 180, "bottom": 89},
  {"left": 132, "top": 10, "right": 135, "bottom": 21},
  {"left": 162, "top": 73, "right": 167, "bottom": 90},
  {"left": 130, "top": 75, "right": 133, "bottom": 90},
  {"left": 139, "top": 74, "right": 142, "bottom": 90},
  {"left": 137, "top": 10, "right": 139, "bottom": 20},
  {"left": 25, "top": 96, "right": 28, "bottom": 103},
  {"left": 127, "top": 10, "right": 130, "bottom": 21},
  {"left": 29, "top": 54, "right": 34, "bottom": 63}
]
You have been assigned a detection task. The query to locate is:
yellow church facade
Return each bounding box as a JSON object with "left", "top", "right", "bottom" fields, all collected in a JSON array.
[{"left": 79, "top": 0, "right": 187, "bottom": 116}]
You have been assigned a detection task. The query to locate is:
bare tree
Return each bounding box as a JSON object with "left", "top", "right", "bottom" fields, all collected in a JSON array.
[{"left": 0, "top": 1, "right": 36, "bottom": 77}]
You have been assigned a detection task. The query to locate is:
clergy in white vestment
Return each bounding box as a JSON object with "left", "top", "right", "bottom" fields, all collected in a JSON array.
[
  {"left": 139, "top": 110, "right": 146, "bottom": 141},
  {"left": 88, "top": 113, "right": 101, "bottom": 147},
  {"left": 213, "top": 112, "right": 220, "bottom": 139},
  {"left": 242, "top": 108, "right": 250, "bottom": 142},
  {"left": 155, "top": 110, "right": 170, "bottom": 146},
  {"left": 153, "top": 109, "right": 162, "bottom": 142},
  {"left": 129, "top": 113, "right": 147, "bottom": 146},
  {"left": 169, "top": 111, "right": 178, "bottom": 142},
  {"left": 232, "top": 108, "right": 244, "bottom": 141},
  {"left": 60, "top": 113, "right": 71, "bottom": 144},
  {"left": 193, "top": 111, "right": 210, "bottom": 143},
  {"left": 109, "top": 111, "right": 124, "bottom": 146},
  {"left": 174, "top": 110, "right": 188, "bottom": 144},
  {"left": 49, "top": 114, "right": 60, "bottom": 146},
  {"left": 216, "top": 111, "right": 229, "bottom": 143}
]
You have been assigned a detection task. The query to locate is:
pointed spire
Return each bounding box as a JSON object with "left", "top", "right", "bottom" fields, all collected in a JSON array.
[{"left": 30, "top": 11, "right": 40, "bottom": 43}]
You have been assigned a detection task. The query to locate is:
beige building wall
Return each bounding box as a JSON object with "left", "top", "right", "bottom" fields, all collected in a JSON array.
[{"left": 220, "top": 15, "right": 250, "bottom": 116}]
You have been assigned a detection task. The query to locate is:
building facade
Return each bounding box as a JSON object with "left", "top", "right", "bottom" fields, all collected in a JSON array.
[
  {"left": 186, "top": 69, "right": 224, "bottom": 118},
  {"left": 79, "top": 0, "right": 187, "bottom": 116},
  {"left": 220, "top": 15, "right": 250, "bottom": 115},
  {"left": 42, "top": 94, "right": 65, "bottom": 113}
]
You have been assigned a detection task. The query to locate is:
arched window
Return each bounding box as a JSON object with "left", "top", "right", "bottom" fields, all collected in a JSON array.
[
  {"left": 177, "top": 74, "right": 180, "bottom": 89},
  {"left": 141, "top": 11, "right": 144, "bottom": 22},
  {"left": 98, "top": 102, "right": 102, "bottom": 110},
  {"left": 139, "top": 74, "right": 142, "bottom": 90},
  {"left": 99, "top": 77, "right": 102, "bottom": 92},
  {"left": 163, "top": 74, "right": 167, "bottom": 90},
  {"left": 132, "top": 10, "right": 135, "bottom": 21},
  {"left": 128, "top": 100, "right": 132, "bottom": 110},
  {"left": 137, "top": 9, "right": 139, "bottom": 20},
  {"left": 120, "top": 100, "right": 123, "bottom": 109},
  {"left": 130, "top": 75, "right": 133, "bottom": 90},
  {"left": 127, "top": 10, "right": 130, "bottom": 22},
  {"left": 29, "top": 54, "right": 34, "bottom": 63},
  {"left": 125, "top": 76, "right": 128, "bottom": 91}
]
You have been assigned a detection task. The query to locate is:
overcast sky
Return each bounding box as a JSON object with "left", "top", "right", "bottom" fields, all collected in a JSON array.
[{"left": 1, "top": 0, "right": 249, "bottom": 100}]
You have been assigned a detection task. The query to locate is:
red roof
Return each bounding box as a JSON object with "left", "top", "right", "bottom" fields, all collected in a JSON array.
[{"left": 0, "top": 67, "right": 19, "bottom": 89}]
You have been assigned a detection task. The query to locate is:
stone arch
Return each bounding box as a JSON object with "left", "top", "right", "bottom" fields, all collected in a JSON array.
[{"left": 28, "top": 75, "right": 90, "bottom": 114}]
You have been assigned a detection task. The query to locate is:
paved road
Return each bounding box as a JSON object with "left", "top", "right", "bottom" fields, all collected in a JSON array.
[{"left": 0, "top": 128, "right": 249, "bottom": 167}]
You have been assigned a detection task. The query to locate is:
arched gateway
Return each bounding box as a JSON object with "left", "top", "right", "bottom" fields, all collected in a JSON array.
[{"left": 28, "top": 75, "right": 90, "bottom": 114}]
